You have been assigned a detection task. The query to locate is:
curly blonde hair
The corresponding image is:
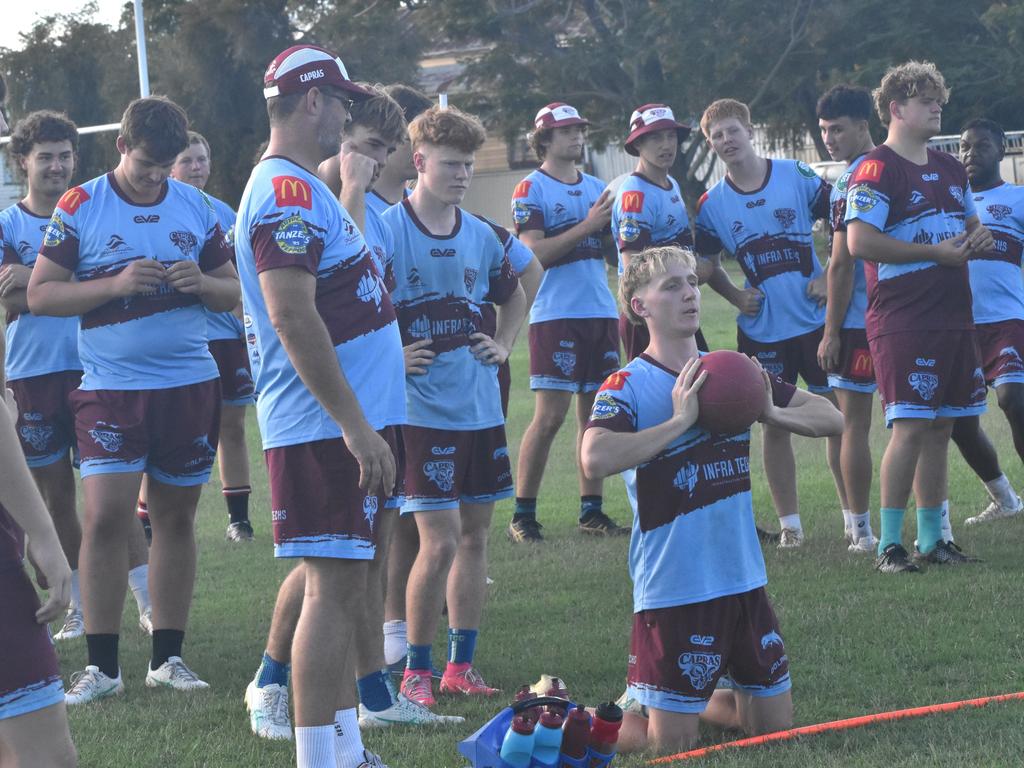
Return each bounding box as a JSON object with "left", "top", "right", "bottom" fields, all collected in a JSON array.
[
  {"left": 408, "top": 105, "right": 486, "bottom": 153},
  {"left": 873, "top": 61, "right": 950, "bottom": 125}
]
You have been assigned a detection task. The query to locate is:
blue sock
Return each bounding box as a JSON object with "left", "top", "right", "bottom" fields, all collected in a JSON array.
[
  {"left": 916, "top": 506, "right": 943, "bottom": 554},
  {"left": 256, "top": 652, "right": 289, "bottom": 688},
  {"left": 448, "top": 628, "right": 478, "bottom": 664},
  {"left": 878, "top": 507, "right": 905, "bottom": 555},
  {"left": 514, "top": 497, "right": 537, "bottom": 520},
  {"left": 580, "top": 495, "right": 603, "bottom": 521},
  {"left": 356, "top": 669, "right": 396, "bottom": 712},
  {"left": 407, "top": 643, "right": 432, "bottom": 672}
]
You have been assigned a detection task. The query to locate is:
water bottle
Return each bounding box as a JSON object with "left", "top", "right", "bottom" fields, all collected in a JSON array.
[
  {"left": 587, "top": 701, "right": 623, "bottom": 766},
  {"left": 514, "top": 684, "right": 542, "bottom": 724},
  {"left": 499, "top": 714, "right": 536, "bottom": 768},
  {"left": 559, "top": 706, "right": 591, "bottom": 767},
  {"left": 532, "top": 710, "right": 564, "bottom": 766}
]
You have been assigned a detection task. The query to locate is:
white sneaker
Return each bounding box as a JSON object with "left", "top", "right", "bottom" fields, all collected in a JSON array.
[
  {"left": 778, "top": 528, "right": 804, "bottom": 548},
  {"left": 53, "top": 608, "right": 85, "bottom": 641},
  {"left": 65, "top": 665, "right": 124, "bottom": 705},
  {"left": 138, "top": 607, "right": 153, "bottom": 635},
  {"left": 244, "top": 679, "right": 292, "bottom": 740},
  {"left": 357, "top": 750, "right": 389, "bottom": 768},
  {"left": 966, "top": 495, "right": 1024, "bottom": 526},
  {"left": 848, "top": 535, "right": 879, "bottom": 554},
  {"left": 145, "top": 656, "right": 209, "bottom": 691},
  {"left": 358, "top": 694, "right": 465, "bottom": 728}
]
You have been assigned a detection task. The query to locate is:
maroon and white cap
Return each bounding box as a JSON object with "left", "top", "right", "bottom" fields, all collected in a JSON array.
[
  {"left": 263, "top": 45, "right": 374, "bottom": 101},
  {"left": 534, "top": 102, "right": 590, "bottom": 130},
  {"left": 624, "top": 103, "right": 691, "bottom": 156}
]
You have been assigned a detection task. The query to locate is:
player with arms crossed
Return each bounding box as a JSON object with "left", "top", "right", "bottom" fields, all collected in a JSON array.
[
  {"left": 28, "top": 96, "right": 239, "bottom": 702},
  {"left": 581, "top": 245, "right": 841, "bottom": 753},
  {"left": 384, "top": 105, "right": 527, "bottom": 707},
  {"left": 949, "top": 118, "right": 1024, "bottom": 525},
  {"left": 508, "top": 102, "right": 626, "bottom": 542},
  {"left": 846, "top": 61, "right": 992, "bottom": 572},
  {"left": 696, "top": 98, "right": 843, "bottom": 548},
  {"left": 0, "top": 112, "right": 87, "bottom": 639},
  {"left": 236, "top": 45, "right": 405, "bottom": 768}
]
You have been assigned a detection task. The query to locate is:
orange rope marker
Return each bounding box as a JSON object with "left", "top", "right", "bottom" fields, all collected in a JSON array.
[{"left": 647, "top": 691, "right": 1024, "bottom": 764}]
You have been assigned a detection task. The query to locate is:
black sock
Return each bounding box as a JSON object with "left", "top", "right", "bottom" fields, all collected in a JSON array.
[
  {"left": 86, "top": 633, "right": 120, "bottom": 679},
  {"left": 223, "top": 486, "right": 251, "bottom": 524},
  {"left": 580, "top": 495, "right": 603, "bottom": 521},
  {"left": 513, "top": 497, "right": 537, "bottom": 520},
  {"left": 151, "top": 629, "right": 185, "bottom": 670}
]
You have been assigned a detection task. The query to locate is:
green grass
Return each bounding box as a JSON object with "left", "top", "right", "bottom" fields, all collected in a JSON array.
[{"left": 57, "top": 261, "right": 1024, "bottom": 766}]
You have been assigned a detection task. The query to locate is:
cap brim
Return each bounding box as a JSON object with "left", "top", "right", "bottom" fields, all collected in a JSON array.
[{"left": 624, "top": 120, "right": 691, "bottom": 156}]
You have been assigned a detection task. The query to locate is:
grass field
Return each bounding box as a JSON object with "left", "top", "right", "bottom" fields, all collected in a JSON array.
[{"left": 55, "top": 261, "right": 1024, "bottom": 767}]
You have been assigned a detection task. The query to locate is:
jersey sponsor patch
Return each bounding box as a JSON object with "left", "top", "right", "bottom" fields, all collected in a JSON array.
[
  {"left": 796, "top": 160, "right": 817, "bottom": 179},
  {"left": 619, "top": 217, "right": 640, "bottom": 242},
  {"left": 512, "top": 201, "right": 530, "bottom": 225},
  {"left": 848, "top": 184, "right": 879, "bottom": 213},
  {"left": 621, "top": 190, "right": 645, "bottom": 214},
  {"left": 57, "top": 186, "right": 90, "bottom": 215},
  {"left": 272, "top": 214, "right": 313, "bottom": 255},
  {"left": 42, "top": 217, "right": 67, "bottom": 248},
  {"left": 590, "top": 391, "right": 621, "bottom": 420},
  {"left": 272, "top": 175, "right": 314, "bottom": 210},
  {"left": 513, "top": 180, "right": 532, "bottom": 199},
  {"left": 599, "top": 370, "right": 631, "bottom": 391},
  {"left": 852, "top": 159, "right": 884, "bottom": 184}
]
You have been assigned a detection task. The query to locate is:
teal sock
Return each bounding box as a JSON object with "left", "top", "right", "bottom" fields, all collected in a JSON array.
[
  {"left": 916, "top": 506, "right": 943, "bottom": 554},
  {"left": 878, "top": 507, "right": 905, "bottom": 555}
]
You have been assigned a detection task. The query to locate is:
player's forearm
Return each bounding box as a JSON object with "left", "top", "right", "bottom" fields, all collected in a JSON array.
[
  {"left": 340, "top": 186, "right": 365, "bottom": 233},
  {"left": 517, "top": 259, "right": 542, "bottom": 313},
  {"left": 272, "top": 305, "right": 373, "bottom": 436},
  {"left": 848, "top": 222, "right": 939, "bottom": 264},
  {"left": 582, "top": 417, "right": 693, "bottom": 479},
  {"left": 707, "top": 261, "right": 743, "bottom": 305},
  {"left": 762, "top": 392, "right": 842, "bottom": 438},
  {"left": 198, "top": 271, "right": 241, "bottom": 313},
  {"left": 0, "top": 400, "right": 61, "bottom": 543},
  {"left": 0, "top": 289, "right": 29, "bottom": 314},
  {"left": 823, "top": 247, "right": 854, "bottom": 337},
  {"left": 28, "top": 274, "right": 119, "bottom": 316},
  {"left": 493, "top": 284, "right": 527, "bottom": 351},
  {"left": 526, "top": 222, "right": 595, "bottom": 268}
]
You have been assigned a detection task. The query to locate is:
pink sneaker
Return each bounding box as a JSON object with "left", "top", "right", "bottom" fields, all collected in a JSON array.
[
  {"left": 439, "top": 664, "right": 500, "bottom": 697},
  {"left": 400, "top": 669, "right": 436, "bottom": 707}
]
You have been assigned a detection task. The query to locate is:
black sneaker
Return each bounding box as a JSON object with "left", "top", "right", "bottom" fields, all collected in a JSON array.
[
  {"left": 913, "top": 539, "right": 981, "bottom": 565},
  {"left": 579, "top": 511, "right": 629, "bottom": 536},
  {"left": 226, "top": 520, "right": 255, "bottom": 542},
  {"left": 875, "top": 543, "right": 920, "bottom": 573},
  {"left": 508, "top": 516, "right": 544, "bottom": 543},
  {"left": 756, "top": 526, "right": 781, "bottom": 545}
]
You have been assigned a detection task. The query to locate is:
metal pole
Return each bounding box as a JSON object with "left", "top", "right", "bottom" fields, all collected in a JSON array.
[{"left": 133, "top": 0, "right": 150, "bottom": 97}]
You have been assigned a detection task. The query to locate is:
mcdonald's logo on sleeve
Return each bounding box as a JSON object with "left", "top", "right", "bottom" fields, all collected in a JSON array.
[
  {"left": 57, "top": 186, "right": 90, "bottom": 215},
  {"left": 852, "top": 160, "right": 884, "bottom": 184},
  {"left": 621, "top": 191, "right": 645, "bottom": 213},
  {"left": 272, "top": 176, "right": 313, "bottom": 210},
  {"left": 513, "top": 180, "right": 532, "bottom": 199}
]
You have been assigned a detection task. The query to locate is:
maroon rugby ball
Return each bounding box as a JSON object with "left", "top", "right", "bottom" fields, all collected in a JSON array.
[{"left": 695, "top": 350, "right": 766, "bottom": 434}]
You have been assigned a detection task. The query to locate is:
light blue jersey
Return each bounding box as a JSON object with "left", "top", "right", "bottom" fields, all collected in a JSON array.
[
  {"left": 235, "top": 157, "right": 405, "bottom": 449},
  {"left": 611, "top": 173, "right": 692, "bottom": 275},
  {"left": 1, "top": 203, "right": 81, "bottom": 380},
  {"left": 364, "top": 199, "right": 396, "bottom": 292},
  {"left": 585, "top": 354, "right": 795, "bottom": 611},
  {"left": 511, "top": 170, "right": 616, "bottom": 323},
  {"left": 38, "top": 174, "right": 231, "bottom": 390},
  {"left": 206, "top": 194, "right": 243, "bottom": 342},
  {"left": 384, "top": 200, "right": 520, "bottom": 430},
  {"left": 969, "top": 182, "right": 1024, "bottom": 324},
  {"left": 829, "top": 154, "right": 869, "bottom": 330}
]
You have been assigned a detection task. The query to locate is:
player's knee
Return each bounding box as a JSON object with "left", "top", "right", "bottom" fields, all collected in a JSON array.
[
  {"left": 996, "top": 385, "right": 1024, "bottom": 419},
  {"left": 531, "top": 408, "right": 567, "bottom": 438},
  {"left": 419, "top": 533, "right": 458, "bottom": 567}
]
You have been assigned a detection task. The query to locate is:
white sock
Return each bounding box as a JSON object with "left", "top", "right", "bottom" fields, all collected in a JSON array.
[
  {"left": 70, "top": 569, "right": 81, "bottom": 611},
  {"left": 851, "top": 511, "right": 872, "bottom": 540},
  {"left": 296, "top": 725, "right": 336, "bottom": 768},
  {"left": 984, "top": 474, "right": 1018, "bottom": 509},
  {"left": 333, "top": 708, "right": 364, "bottom": 768},
  {"left": 383, "top": 620, "right": 407, "bottom": 665},
  {"left": 842, "top": 509, "right": 852, "bottom": 534},
  {"left": 779, "top": 514, "right": 802, "bottom": 532},
  {"left": 128, "top": 564, "right": 150, "bottom": 614},
  {"left": 941, "top": 500, "right": 954, "bottom": 543}
]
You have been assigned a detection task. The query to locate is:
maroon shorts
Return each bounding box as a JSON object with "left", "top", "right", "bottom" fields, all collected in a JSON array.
[
  {"left": 69, "top": 379, "right": 221, "bottom": 485},
  {"left": 0, "top": 565, "right": 64, "bottom": 720},
  {"left": 266, "top": 426, "right": 401, "bottom": 559},
  {"left": 738, "top": 326, "right": 830, "bottom": 393},
  {"left": 975, "top": 319, "right": 1024, "bottom": 388},
  {"left": 826, "top": 328, "right": 877, "bottom": 393},
  {"left": 401, "top": 425, "right": 513, "bottom": 512},
  {"left": 529, "top": 318, "right": 620, "bottom": 393},
  {"left": 869, "top": 329, "right": 986, "bottom": 426},
  {"left": 209, "top": 339, "right": 255, "bottom": 406},
  {"left": 626, "top": 588, "right": 790, "bottom": 714},
  {"left": 8, "top": 370, "right": 82, "bottom": 469},
  {"left": 498, "top": 361, "right": 511, "bottom": 418}
]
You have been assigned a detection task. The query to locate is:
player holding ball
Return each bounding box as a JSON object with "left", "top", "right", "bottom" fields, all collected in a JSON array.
[{"left": 581, "top": 245, "right": 841, "bottom": 754}]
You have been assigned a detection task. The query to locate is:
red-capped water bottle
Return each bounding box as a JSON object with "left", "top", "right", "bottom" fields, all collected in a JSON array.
[
  {"left": 499, "top": 714, "right": 536, "bottom": 768},
  {"left": 559, "top": 706, "right": 591, "bottom": 767},
  {"left": 587, "top": 701, "right": 623, "bottom": 766},
  {"left": 514, "top": 684, "right": 542, "bottom": 724}
]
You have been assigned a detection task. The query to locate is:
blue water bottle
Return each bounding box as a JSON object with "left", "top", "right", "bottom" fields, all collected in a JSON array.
[
  {"left": 499, "top": 714, "right": 536, "bottom": 767},
  {"left": 532, "top": 710, "right": 564, "bottom": 766}
]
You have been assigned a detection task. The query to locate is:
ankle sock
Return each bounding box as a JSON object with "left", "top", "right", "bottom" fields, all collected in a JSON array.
[
  {"left": 448, "top": 627, "right": 478, "bottom": 665},
  {"left": 879, "top": 507, "right": 905, "bottom": 554},
  {"left": 223, "top": 485, "right": 252, "bottom": 524},
  {"left": 579, "top": 495, "right": 603, "bottom": 522},
  {"left": 916, "top": 506, "right": 943, "bottom": 554},
  {"left": 151, "top": 628, "right": 185, "bottom": 670},
  {"left": 513, "top": 497, "right": 537, "bottom": 520},
  {"left": 256, "top": 651, "right": 289, "bottom": 688},
  {"left": 382, "top": 620, "right": 407, "bottom": 665},
  {"left": 86, "top": 633, "right": 120, "bottom": 679}
]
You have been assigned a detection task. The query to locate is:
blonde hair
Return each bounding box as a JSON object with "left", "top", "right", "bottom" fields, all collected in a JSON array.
[
  {"left": 620, "top": 246, "right": 697, "bottom": 325},
  {"left": 700, "top": 98, "right": 751, "bottom": 139},
  {"left": 346, "top": 83, "right": 408, "bottom": 145},
  {"left": 408, "top": 105, "right": 486, "bottom": 153},
  {"left": 873, "top": 60, "right": 950, "bottom": 125}
]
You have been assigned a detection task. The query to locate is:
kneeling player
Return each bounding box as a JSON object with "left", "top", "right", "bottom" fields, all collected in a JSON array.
[{"left": 581, "top": 246, "right": 841, "bottom": 753}]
